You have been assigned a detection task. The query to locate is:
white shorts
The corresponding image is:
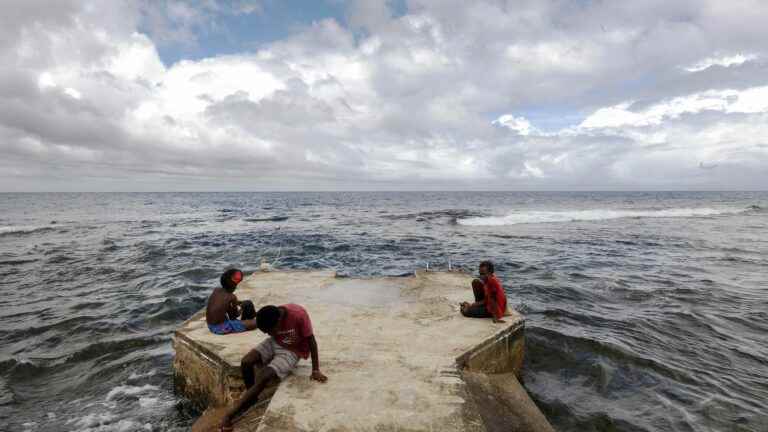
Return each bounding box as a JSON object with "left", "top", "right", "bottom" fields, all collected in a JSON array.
[{"left": 255, "top": 338, "right": 300, "bottom": 379}]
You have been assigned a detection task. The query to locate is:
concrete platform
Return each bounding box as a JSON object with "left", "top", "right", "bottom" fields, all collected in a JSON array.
[{"left": 173, "top": 270, "right": 549, "bottom": 431}]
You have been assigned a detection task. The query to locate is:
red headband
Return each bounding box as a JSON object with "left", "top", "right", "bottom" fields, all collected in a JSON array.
[{"left": 232, "top": 271, "right": 243, "bottom": 284}]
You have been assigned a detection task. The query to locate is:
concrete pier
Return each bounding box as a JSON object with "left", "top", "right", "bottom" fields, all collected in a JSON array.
[{"left": 173, "top": 270, "right": 553, "bottom": 431}]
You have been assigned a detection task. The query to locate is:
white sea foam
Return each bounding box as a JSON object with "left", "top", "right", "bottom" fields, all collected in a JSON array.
[
  {"left": 128, "top": 369, "right": 157, "bottom": 381},
  {"left": 137, "top": 396, "right": 158, "bottom": 408},
  {"left": 65, "top": 383, "right": 166, "bottom": 432},
  {"left": 105, "top": 384, "right": 159, "bottom": 401},
  {"left": 73, "top": 412, "right": 118, "bottom": 428},
  {"left": 0, "top": 225, "right": 49, "bottom": 235},
  {"left": 457, "top": 207, "right": 745, "bottom": 226},
  {"left": 74, "top": 414, "right": 144, "bottom": 432},
  {"left": 136, "top": 387, "right": 175, "bottom": 410},
  {"left": 60, "top": 379, "right": 171, "bottom": 432}
]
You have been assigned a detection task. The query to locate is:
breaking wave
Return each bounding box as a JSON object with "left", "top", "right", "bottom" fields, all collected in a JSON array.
[
  {"left": 0, "top": 225, "right": 56, "bottom": 237},
  {"left": 458, "top": 207, "right": 748, "bottom": 226},
  {"left": 2, "top": 191, "right": 766, "bottom": 432}
]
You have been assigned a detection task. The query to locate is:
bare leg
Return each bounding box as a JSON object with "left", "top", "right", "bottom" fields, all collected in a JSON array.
[
  {"left": 472, "top": 279, "right": 485, "bottom": 302},
  {"left": 242, "top": 319, "right": 259, "bottom": 331},
  {"left": 240, "top": 300, "right": 256, "bottom": 320},
  {"left": 221, "top": 367, "right": 277, "bottom": 428},
  {"left": 240, "top": 349, "right": 263, "bottom": 389}
]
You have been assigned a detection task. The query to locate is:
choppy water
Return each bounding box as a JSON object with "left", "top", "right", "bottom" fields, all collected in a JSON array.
[{"left": 0, "top": 192, "right": 766, "bottom": 432}]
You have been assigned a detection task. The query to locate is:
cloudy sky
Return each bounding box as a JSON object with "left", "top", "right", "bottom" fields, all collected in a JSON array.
[{"left": 1, "top": 0, "right": 767, "bottom": 191}]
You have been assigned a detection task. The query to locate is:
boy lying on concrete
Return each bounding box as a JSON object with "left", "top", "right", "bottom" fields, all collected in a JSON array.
[
  {"left": 460, "top": 260, "right": 507, "bottom": 323},
  {"left": 206, "top": 268, "right": 257, "bottom": 335},
  {"left": 219, "top": 304, "right": 327, "bottom": 431}
]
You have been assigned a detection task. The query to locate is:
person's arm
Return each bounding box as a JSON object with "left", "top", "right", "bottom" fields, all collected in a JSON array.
[
  {"left": 232, "top": 294, "right": 243, "bottom": 306},
  {"left": 469, "top": 296, "right": 486, "bottom": 308},
  {"left": 226, "top": 294, "right": 240, "bottom": 319},
  {"left": 488, "top": 297, "right": 504, "bottom": 322},
  {"left": 308, "top": 335, "right": 327, "bottom": 382},
  {"left": 489, "top": 285, "right": 505, "bottom": 323}
]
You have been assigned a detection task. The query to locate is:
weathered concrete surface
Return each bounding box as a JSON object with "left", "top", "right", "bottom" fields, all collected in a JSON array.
[
  {"left": 464, "top": 372, "right": 555, "bottom": 432},
  {"left": 174, "top": 270, "right": 539, "bottom": 431}
]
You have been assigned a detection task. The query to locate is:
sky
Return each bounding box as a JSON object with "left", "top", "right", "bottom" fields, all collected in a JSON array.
[{"left": 1, "top": 0, "right": 767, "bottom": 191}]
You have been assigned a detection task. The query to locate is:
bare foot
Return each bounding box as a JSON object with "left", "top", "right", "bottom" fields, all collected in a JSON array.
[{"left": 219, "top": 417, "right": 233, "bottom": 432}]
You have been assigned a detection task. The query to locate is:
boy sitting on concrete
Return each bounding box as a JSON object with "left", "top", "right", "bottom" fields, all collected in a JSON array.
[
  {"left": 206, "top": 268, "right": 258, "bottom": 335},
  {"left": 460, "top": 260, "right": 507, "bottom": 323},
  {"left": 219, "top": 304, "right": 327, "bottom": 431}
]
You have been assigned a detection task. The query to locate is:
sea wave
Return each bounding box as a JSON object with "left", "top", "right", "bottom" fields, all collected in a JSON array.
[
  {"left": 381, "top": 209, "right": 483, "bottom": 222},
  {"left": 457, "top": 207, "right": 748, "bottom": 226},
  {"left": 244, "top": 216, "right": 290, "bottom": 222},
  {"left": 1, "top": 191, "right": 766, "bottom": 432},
  {"left": 0, "top": 225, "right": 56, "bottom": 237},
  {"left": 0, "top": 377, "right": 15, "bottom": 405},
  {"left": 106, "top": 384, "right": 159, "bottom": 401}
]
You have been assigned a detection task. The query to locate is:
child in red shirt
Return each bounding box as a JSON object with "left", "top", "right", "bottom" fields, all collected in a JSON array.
[
  {"left": 460, "top": 261, "right": 507, "bottom": 323},
  {"left": 219, "top": 304, "right": 327, "bottom": 431}
]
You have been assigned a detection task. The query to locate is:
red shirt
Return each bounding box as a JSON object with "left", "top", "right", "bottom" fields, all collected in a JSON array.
[
  {"left": 483, "top": 275, "right": 507, "bottom": 320},
  {"left": 274, "top": 304, "right": 314, "bottom": 359}
]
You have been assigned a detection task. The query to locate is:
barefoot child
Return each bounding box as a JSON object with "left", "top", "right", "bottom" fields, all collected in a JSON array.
[
  {"left": 206, "top": 268, "right": 258, "bottom": 334},
  {"left": 219, "top": 304, "right": 327, "bottom": 430}
]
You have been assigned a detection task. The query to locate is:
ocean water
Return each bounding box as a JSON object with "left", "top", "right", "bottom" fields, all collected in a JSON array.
[{"left": 0, "top": 191, "right": 766, "bottom": 432}]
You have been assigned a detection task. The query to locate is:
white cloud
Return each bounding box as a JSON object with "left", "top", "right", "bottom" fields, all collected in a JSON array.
[
  {"left": 684, "top": 53, "right": 758, "bottom": 72},
  {"left": 2, "top": 0, "right": 768, "bottom": 191},
  {"left": 37, "top": 72, "right": 56, "bottom": 89},
  {"left": 579, "top": 86, "right": 768, "bottom": 129},
  {"left": 107, "top": 33, "right": 166, "bottom": 83},
  {"left": 493, "top": 115, "right": 534, "bottom": 136},
  {"left": 522, "top": 161, "right": 544, "bottom": 178},
  {"left": 505, "top": 40, "right": 597, "bottom": 73},
  {"left": 63, "top": 87, "right": 82, "bottom": 99}
]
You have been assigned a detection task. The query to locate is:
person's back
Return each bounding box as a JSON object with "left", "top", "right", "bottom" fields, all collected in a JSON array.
[
  {"left": 483, "top": 272, "right": 507, "bottom": 321},
  {"left": 206, "top": 287, "right": 236, "bottom": 326},
  {"left": 205, "top": 268, "right": 258, "bottom": 335}
]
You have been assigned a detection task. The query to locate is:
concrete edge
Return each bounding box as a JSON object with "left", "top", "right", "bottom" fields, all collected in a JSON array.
[
  {"left": 178, "top": 269, "right": 547, "bottom": 431},
  {"left": 463, "top": 371, "right": 555, "bottom": 432},
  {"left": 455, "top": 317, "right": 525, "bottom": 368},
  {"left": 175, "top": 330, "right": 240, "bottom": 375}
]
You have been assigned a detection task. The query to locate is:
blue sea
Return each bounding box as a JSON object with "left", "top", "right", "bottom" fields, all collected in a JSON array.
[{"left": 1, "top": 192, "right": 766, "bottom": 431}]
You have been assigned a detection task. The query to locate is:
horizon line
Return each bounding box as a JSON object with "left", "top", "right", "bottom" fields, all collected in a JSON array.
[{"left": 1, "top": 190, "right": 767, "bottom": 194}]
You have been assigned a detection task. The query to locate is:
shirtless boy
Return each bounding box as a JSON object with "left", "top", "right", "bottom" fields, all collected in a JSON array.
[
  {"left": 206, "top": 268, "right": 257, "bottom": 334},
  {"left": 219, "top": 304, "right": 327, "bottom": 430}
]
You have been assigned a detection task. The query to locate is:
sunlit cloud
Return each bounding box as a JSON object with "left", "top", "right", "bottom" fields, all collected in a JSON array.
[
  {"left": 1, "top": 0, "right": 768, "bottom": 191},
  {"left": 684, "top": 53, "right": 758, "bottom": 72}
]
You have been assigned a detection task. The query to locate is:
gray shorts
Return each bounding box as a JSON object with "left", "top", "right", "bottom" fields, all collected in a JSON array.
[{"left": 255, "top": 338, "right": 300, "bottom": 379}]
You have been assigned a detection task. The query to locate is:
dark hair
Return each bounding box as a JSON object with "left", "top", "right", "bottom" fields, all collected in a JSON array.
[
  {"left": 479, "top": 260, "right": 494, "bottom": 274},
  {"left": 220, "top": 268, "right": 242, "bottom": 292},
  {"left": 257, "top": 305, "right": 280, "bottom": 332}
]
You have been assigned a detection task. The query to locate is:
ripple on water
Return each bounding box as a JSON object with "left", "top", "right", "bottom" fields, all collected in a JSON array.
[
  {"left": 1, "top": 191, "right": 767, "bottom": 431},
  {"left": 0, "top": 378, "right": 15, "bottom": 406}
]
